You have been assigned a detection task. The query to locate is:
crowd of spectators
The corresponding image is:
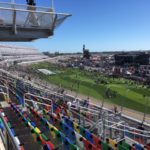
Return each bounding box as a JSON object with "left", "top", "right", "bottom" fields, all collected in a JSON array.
[{"left": 57, "top": 53, "right": 150, "bottom": 86}]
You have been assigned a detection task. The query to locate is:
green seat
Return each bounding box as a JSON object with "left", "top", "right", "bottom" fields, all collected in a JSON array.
[
  {"left": 122, "top": 141, "right": 131, "bottom": 150},
  {"left": 41, "top": 133, "right": 49, "bottom": 141},
  {"left": 102, "top": 141, "right": 110, "bottom": 150},
  {"left": 70, "top": 144, "right": 80, "bottom": 150},
  {"left": 53, "top": 129, "right": 62, "bottom": 142},
  {"left": 80, "top": 126, "right": 86, "bottom": 137},
  {"left": 118, "top": 144, "right": 128, "bottom": 150}
]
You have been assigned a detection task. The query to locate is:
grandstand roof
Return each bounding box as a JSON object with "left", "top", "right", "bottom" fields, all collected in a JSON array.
[{"left": 0, "top": 44, "right": 39, "bottom": 55}]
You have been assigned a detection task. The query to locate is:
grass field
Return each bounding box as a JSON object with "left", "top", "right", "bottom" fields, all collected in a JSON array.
[{"left": 31, "top": 62, "right": 150, "bottom": 114}]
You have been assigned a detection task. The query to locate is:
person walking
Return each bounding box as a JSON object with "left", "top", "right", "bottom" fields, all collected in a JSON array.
[
  {"left": 25, "top": 0, "right": 40, "bottom": 26},
  {"left": 114, "top": 105, "right": 118, "bottom": 114}
]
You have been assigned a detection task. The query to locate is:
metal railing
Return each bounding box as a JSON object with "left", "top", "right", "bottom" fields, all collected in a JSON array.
[
  {"left": 0, "top": 113, "right": 20, "bottom": 150},
  {"left": 0, "top": 2, "right": 71, "bottom": 31},
  {"left": 1, "top": 69, "right": 150, "bottom": 145}
]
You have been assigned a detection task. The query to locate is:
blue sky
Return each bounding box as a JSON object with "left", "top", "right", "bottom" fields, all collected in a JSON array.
[{"left": 1, "top": 0, "right": 150, "bottom": 52}]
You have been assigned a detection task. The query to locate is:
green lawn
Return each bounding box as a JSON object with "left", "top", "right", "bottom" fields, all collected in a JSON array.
[{"left": 31, "top": 62, "right": 150, "bottom": 114}]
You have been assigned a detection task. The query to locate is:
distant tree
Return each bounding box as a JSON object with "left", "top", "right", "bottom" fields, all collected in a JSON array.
[
  {"left": 55, "top": 52, "right": 60, "bottom": 56},
  {"left": 43, "top": 51, "right": 49, "bottom": 55},
  {"left": 42, "top": 51, "right": 54, "bottom": 57}
]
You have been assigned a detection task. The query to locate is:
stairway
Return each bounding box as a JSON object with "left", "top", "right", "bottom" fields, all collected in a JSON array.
[{"left": 3, "top": 107, "right": 43, "bottom": 150}]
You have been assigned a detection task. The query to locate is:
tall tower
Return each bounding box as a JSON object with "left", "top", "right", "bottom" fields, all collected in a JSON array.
[
  {"left": 82, "top": 44, "right": 90, "bottom": 59},
  {"left": 83, "top": 44, "right": 85, "bottom": 52}
]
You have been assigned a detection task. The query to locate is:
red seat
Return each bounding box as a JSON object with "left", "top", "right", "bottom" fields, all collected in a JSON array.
[
  {"left": 80, "top": 137, "right": 98, "bottom": 150},
  {"left": 93, "top": 135, "right": 102, "bottom": 149}
]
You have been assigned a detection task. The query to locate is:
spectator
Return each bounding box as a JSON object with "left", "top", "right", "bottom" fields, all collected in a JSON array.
[
  {"left": 83, "top": 98, "right": 90, "bottom": 108},
  {"left": 86, "top": 97, "right": 90, "bottom": 108},
  {"left": 26, "top": 0, "right": 40, "bottom": 26},
  {"left": 26, "top": 0, "right": 36, "bottom": 6},
  {"left": 67, "top": 101, "right": 72, "bottom": 110},
  {"left": 73, "top": 99, "right": 80, "bottom": 109},
  {"left": 114, "top": 105, "right": 118, "bottom": 114},
  {"left": 0, "top": 18, "right": 4, "bottom": 25},
  {"left": 138, "top": 123, "right": 145, "bottom": 131},
  {"left": 83, "top": 99, "right": 87, "bottom": 107},
  {"left": 28, "top": 76, "right": 31, "bottom": 81}
]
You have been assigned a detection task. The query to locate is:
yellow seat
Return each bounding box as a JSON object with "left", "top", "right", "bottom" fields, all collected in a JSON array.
[
  {"left": 34, "top": 127, "right": 41, "bottom": 134},
  {"left": 109, "top": 138, "right": 118, "bottom": 150},
  {"left": 73, "top": 122, "right": 80, "bottom": 134}
]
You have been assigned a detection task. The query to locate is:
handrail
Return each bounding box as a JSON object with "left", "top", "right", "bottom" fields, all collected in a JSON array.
[
  {"left": 24, "top": 92, "right": 53, "bottom": 112},
  {"left": 105, "top": 124, "right": 150, "bottom": 138},
  {"left": 25, "top": 99, "right": 51, "bottom": 107},
  {"left": 0, "top": 113, "right": 20, "bottom": 150},
  {"left": 24, "top": 92, "right": 52, "bottom": 102},
  {"left": 71, "top": 103, "right": 104, "bottom": 114},
  {"left": 0, "top": 1, "right": 52, "bottom": 10},
  {"left": 69, "top": 109, "right": 96, "bottom": 124},
  {"left": 0, "top": 6, "right": 71, "bottom": 16},
  {"left": 104, "top": 119, "right": 150, "bottom": 134}
]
